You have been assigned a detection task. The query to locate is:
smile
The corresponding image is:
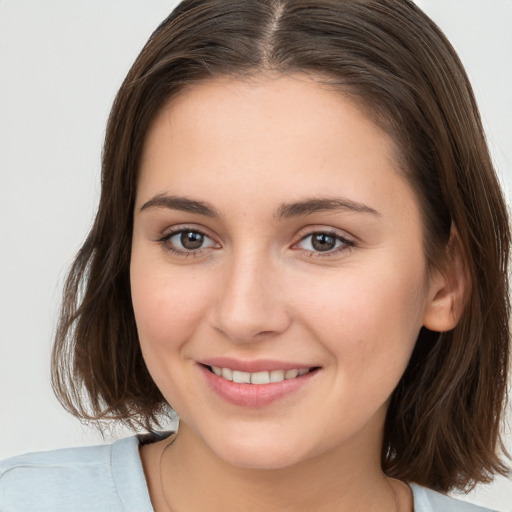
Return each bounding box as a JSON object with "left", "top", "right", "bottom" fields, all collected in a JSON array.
[
  {"left": 208, "top": 365, "right": 312, "bottom": 384},
  {"left": 200, "top": 361, "right": 319, "bottom": 407}
]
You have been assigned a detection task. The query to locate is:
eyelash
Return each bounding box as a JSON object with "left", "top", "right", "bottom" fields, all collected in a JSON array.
[
  {"left": 158, "top": 227, "right": 217, "bottom": 257},
  {"left": 294, "top": 230, "right": 355, "bottom": 257},
  {"left": 157, "top": 227, "right": 355, "bottom": 258}
]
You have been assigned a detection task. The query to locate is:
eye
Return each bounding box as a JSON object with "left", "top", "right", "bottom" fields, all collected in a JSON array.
[
  {"left": 159, "top": 228, "right": 218, "bottom": 255},
  {"left": 295, "top": 231, "right": 354, "bottom": 255}
]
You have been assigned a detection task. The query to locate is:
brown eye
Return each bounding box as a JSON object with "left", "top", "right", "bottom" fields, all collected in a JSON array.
[
  {"left": 295, "top": 231, "right": 354, "bottom": 255},
  {"left": 160, "top": 228, "right": 218, "bottom": 255},
  {"left": 311, "top": 233, "right": 336, "bottom": 251},
  {"left": 181, "top": 231, "right": 204, "bottom": 250}
]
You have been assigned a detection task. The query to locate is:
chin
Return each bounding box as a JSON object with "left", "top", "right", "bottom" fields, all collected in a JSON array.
[{"left": 207, "top": 432, "right": 314, "bottom": 470}]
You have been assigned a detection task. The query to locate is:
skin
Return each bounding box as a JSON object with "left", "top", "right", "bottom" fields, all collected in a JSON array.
[{"left": 131, "top": 74, "right": 462, "bottom": 511}]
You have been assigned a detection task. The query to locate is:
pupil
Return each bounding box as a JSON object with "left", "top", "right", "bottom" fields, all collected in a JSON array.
[
  {"left": 181, "top": 231, "right": 203, "bottom": 250},
  {"left": 312, "top": 233, "right": 335, "bottom": 251}
]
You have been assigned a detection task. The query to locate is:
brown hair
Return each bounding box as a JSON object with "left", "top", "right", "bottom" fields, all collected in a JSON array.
[{"left": 52, "top": 0, "right": 510, "bottom": 492}]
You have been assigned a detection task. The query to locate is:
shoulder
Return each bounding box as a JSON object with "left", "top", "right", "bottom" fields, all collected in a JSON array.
[
  {"left": 0, "top": 435, "right": 153, "bottom": 512},
  {"left": 411, "top": 483, "right": 498, "bottom": 512}
]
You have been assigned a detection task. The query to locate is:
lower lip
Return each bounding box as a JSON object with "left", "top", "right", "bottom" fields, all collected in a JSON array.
[{"left": 199, "top": 365, "right": 317, "bottom": 407}]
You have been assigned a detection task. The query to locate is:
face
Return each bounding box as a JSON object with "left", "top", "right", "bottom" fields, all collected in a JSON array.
[{"left": 131, "top": 74, "right": 438, "bottom": 470}]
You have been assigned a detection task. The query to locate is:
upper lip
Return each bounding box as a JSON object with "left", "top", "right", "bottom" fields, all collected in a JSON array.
[{"left": 199, "top": 357, "right": 317, "bottom": 373}]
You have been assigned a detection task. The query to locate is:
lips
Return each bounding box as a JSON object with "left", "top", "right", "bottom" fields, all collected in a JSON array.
[
  {"left": 198, "top": 359, "right": 319, "bottom": 407},
  {"left": 199, "top": 357, "right": 314, "bottom": 373}
]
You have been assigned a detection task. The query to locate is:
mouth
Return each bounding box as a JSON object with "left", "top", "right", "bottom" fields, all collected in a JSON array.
[
  {"left": 205, "top": 365, "right": 315, "bottom": 385},
  {"left": 198, "top": 359, "right": 320, "bottom": 406}
]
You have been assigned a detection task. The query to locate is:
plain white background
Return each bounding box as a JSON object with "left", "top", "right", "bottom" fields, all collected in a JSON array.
[{"left": 0, "top": 1, "right": 511, "bottom": 509}]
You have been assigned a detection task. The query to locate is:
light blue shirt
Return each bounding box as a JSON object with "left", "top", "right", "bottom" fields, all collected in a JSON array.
[{"left": 0, "top": 435, "right": 497, "bottom": 511}]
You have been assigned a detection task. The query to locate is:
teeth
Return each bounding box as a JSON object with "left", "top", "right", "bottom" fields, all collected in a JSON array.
[
  {"left": 221, "top": 367, "right": 233, "bottom": 381},
  {"left": 285, "top": 369, "right": 298, "bottom": 379},
  {"left": 251, "top": 371, "right": 271, "bottom": 385},
  {"left": 270, "top": 369, "right": 285, "bottom": 382},
  {"left": 210, "top": 366, "right": 311, "bottom": 384},
  {"left": 232, "top": 370, "right": 251, "bottom": 384}
]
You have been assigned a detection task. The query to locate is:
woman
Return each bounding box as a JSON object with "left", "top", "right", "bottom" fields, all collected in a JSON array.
[{"left": 1, "top": 1, "right": 509, "bottom": 511}]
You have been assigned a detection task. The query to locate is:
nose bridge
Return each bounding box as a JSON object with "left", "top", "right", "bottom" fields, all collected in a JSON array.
[{"left": 211, "top": 245, "right": 290, "bottom": 342}]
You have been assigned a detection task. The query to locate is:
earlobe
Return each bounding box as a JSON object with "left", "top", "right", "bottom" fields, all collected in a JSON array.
[{"left": 422, "top": 228, "right": 469, "bottom": 333}]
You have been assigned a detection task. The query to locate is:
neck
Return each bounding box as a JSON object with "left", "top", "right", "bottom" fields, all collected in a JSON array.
[{"left": 151, "top": 423, "right": 403, "bottom": 512}]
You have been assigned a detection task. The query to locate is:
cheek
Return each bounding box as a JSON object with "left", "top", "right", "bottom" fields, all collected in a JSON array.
[
  {"left": 291, "top": 257, "right": 427, "bottom": 386},
  {"left": 130, "top": 256, "right": 218, "bottom": 413},
  {"left": 130, "top": 254, "right": 212, "bottom": 363}
]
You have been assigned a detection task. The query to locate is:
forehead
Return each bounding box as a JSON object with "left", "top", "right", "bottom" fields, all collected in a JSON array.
[
  {"left": 137, "top": 74, "right": 417, "bottom": 222},
  {"left": 141, "top": 75, "right": 398, "bottom": 169}
]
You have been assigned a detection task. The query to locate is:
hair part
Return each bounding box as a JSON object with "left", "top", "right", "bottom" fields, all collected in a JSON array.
[{"left": 52, "top": 0, "right": 510, "bottom": 491}]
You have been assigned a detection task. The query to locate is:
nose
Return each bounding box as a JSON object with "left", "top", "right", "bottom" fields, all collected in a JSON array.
[{"left": 209, "top": 251, "right": 292, "bottom": 343}]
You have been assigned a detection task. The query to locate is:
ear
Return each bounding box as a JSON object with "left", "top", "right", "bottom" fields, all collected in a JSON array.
[{"left": 422, "top": 227, "right": 469, "bottom": 332}]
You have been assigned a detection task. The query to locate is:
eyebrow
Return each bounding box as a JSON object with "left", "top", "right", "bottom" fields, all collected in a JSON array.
[
  {"left": 275, "top": 198, "right": 380, "bottom": 218},
  {"left": 140, "top": 194, "right": 220, "bottom": 218},
  {"left": 139, "top": 193, "right": 379, "bottom": 218}
]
